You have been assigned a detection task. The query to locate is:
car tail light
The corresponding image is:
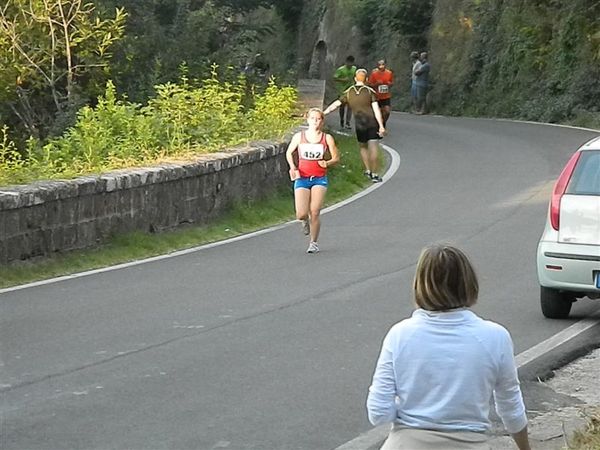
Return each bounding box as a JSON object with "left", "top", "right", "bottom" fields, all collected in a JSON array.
[{"left": 550, "top": 151, "right": 581, "bottom": 230}]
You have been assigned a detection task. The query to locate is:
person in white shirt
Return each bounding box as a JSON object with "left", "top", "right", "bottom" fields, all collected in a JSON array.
[{"left": 367, "top": 244, "right": 531, "bottom": 450}]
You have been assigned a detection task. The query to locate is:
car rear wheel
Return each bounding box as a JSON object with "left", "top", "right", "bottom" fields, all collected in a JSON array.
[{"left": 540, "top": 287, "right": 573, "bottom": 319}]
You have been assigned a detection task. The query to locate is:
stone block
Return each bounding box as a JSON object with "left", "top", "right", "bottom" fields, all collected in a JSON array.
[
  {"left": 74, "top": 177, "right": 98, "bottom": 197},
  {"left": 61, "top": 224, "right": 79, "bottom": 250},
  {"left": 0, "top": 239, "right": 6, "bottom": 264},
  {"left": 6, "top": 235, "right": 25, "bottom": 261},
  {"left": 0, "top": 190, "right": 20, "bottom": 210},
  {"left": 40, "top": 228, "right": 53, "bottom": 253},
  {"left": 30, "top": 181, "right": 58, "bottom": 203},
  {"left": 78, "top": 196, "right": 95, "bottom": 222},
  {"left": 117, "top": 190, "right": 133, "bottom": 215},
  {"left": 101, "top": 175, "right": 118, "bottom": 192},
  {"left": 59, "top": 199, "right": 79, "bottom": 225},
  {"left": 1, "top": 209, "right": 20, "bottom": 239},
  {"left": 127, "top": 171, "right": 143, "bottom": 189},
  {"left": 77, "top": 221, "right": 97, "bottom": 247},
  {"left": 21, "top": 205, "right": 46, "bottom": 231},
  {"left": 103, "top": 192, "right": 119, "bottom": 216},
  {"left": 47, "top": 227, "right": 63, "bottom": 251},
  {"left": 145, "top": 167, "right": 163, "bottom": 184},
  {"left": 26, "top": 230, "right": 46, "bottom": 258},
  {"left": 94, "top": 217, "right": 112, "bottom": 241}
]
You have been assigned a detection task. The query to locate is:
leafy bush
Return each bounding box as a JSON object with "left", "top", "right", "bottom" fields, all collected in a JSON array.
[
  {"left": 0, "top": 69, "right": 298, "bottom": 185},
  {"left": 148, "top": 66, "right": 247, "bottom": 150},
  {"left": 247, "top": 78, "right": 298, "bottom": 138},
  {"left": 0, "top": 126, "right": 25, "bottom": 173}
]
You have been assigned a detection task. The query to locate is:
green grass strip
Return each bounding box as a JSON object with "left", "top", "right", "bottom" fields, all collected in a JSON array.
[{"left": 1, "top": 133, "right": 377, "bottom": 289}]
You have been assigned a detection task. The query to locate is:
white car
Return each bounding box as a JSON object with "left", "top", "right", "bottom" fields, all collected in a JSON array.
[{"left": 537, "top": 135, "right": 600, "bottom": 318}]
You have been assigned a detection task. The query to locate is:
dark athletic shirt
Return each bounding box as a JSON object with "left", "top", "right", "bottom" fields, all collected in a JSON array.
[{"left": 339, "top": 84, "right": 379, "bottom": 130}]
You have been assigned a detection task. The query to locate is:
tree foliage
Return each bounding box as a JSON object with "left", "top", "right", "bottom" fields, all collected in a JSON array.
[
  {"left": 350, "top": 0, "right": 434, "bottom": 54},
  {"left": 428, "top": 0, "right": 600, "bottom": 126},
  {"left": 95, "top": 0, "right": 289, "bottom": 103},
  {"left": 0, "top": 0, "right": 299, "bottom": 142},
  {"left": 0, "top": 1, "right": 126, "bottom": 139}
]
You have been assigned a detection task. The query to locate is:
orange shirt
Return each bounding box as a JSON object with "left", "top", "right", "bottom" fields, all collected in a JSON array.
[{"left": 369, "top": 69, "right": 394, "bottom": 100}]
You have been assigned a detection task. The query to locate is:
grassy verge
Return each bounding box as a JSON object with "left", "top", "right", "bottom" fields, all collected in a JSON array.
[
  {"left": 569, "top": 408, "right": 600, "bottom": 449},
  {"left": 0, "top": 133, "right": 375, "bottom": 289}
]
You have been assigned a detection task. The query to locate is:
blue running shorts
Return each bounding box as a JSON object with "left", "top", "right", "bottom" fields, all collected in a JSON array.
[{"left": 294, "top": 175, "right": 328, "bottom": 190}]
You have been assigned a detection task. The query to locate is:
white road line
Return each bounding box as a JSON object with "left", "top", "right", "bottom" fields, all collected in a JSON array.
[
  {"left": 391, "top": 110, "right": 600, "bottom": 133},
  {"left": 515, "top": 309, "right": 600, "bottom": 367},
  {"left": 491, "top": 117, "right": 600, "bottom": 133},
  {"left": 335, "top": 307, "right": 600, "bottom": 450},
  {"left": 322, "top": 143, "right": 400, "bottom": 214},
  {"left": 0, "top": 144, "right": 401, "bottom": 295}
]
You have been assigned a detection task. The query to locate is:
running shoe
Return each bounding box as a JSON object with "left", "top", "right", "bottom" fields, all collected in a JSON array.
[
  {"left": 371, "top": 173, "right": 383, "bottom": 183},
  {"left": 344, "top": 122, "right": 352, "bottom": 129},
  {"left": 306, "top": 241, "right": 319, "bottom": 254},
  {"left": 301, "top": 219, "right": 310, "bottom": 236},
  {"left": 363, "top": 170, "right": 372, "bottom": 179}
]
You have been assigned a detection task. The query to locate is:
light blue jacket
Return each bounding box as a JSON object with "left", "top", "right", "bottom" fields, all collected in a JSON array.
[{"left": 367, "top": 308, "right": 528, "bottom": 434}]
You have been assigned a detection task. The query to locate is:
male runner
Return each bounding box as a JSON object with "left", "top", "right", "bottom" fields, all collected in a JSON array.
[
  {"left": 369, "top": 59, "right": 394, "bottom": 126},
  {"left": 323, "top": 69, "right": 386, "bottom": 183},
  {"left": 333, "top": 56, "right": 357, "bottom": 129}
]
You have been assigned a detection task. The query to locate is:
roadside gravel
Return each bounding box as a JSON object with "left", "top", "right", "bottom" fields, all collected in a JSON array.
[{"left": 489, "top": 348, "right": 600, "bottom": 449}]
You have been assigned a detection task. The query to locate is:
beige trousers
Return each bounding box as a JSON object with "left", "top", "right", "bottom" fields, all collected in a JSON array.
[{"left": 381, "top": 425, "right": 490, "bottom": 450}]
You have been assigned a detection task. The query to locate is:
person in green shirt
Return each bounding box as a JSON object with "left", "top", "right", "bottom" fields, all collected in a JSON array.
[{"left": 333, "top": 55, "right": 357, "bottom": 129}]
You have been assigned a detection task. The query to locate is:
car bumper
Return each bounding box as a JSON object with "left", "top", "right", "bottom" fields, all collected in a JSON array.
[{"left": 537, "top": 241, "right": 600, "bottom": 293}]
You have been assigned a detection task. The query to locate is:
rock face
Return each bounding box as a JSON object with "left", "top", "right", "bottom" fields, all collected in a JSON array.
[
  {"left": 298, "top": 0, "right": 600, "bottom": 124},
  {"left": 296, "top": 0, "right": 427, "bottom": 110},
  {"left": 296, "top": 0, "right": 364, "bottom": 103}
]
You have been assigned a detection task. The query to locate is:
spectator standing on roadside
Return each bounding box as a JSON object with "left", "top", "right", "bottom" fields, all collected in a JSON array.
[
  {"left": 333, "top": 56, "right": 357, "bottom": 129},
  {"left": 410, "top": 51, "right": 421, "bottom": 113},
  {"left": 323, "top": 69, "right": 386, "bottom": 183},
  {"left": 367, "top": 244, "right": 531, "bottom": 450},
  {"left": 369, "top": 59, "right": 394, "bottom": 127},
  {"left": 414, "top": 52, "right": 430, "bottom": 114},
  {"left": 286, "top": 108, "right": 340, "bottom": 254}
]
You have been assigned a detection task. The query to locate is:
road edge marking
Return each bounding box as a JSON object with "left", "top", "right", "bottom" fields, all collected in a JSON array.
[{"left": 515, "top": 311, "right": 600, "bottom": 367}]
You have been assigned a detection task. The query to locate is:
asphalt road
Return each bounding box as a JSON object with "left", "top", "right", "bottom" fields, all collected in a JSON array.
[{"left": 1, "top": 114, "right": 599, "bottom": 450}]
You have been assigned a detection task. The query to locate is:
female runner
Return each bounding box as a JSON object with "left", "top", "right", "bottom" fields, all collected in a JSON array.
[{"left": 286, "top": 108, "right": 340, "bottom": 253}]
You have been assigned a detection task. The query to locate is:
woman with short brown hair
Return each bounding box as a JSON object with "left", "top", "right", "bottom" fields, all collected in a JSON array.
[
  {"left": 367, "top": 244, "right": 531, "bottom": 450},
  {"left": 413, "top": 244, "right": 479, "bottom": 311}
]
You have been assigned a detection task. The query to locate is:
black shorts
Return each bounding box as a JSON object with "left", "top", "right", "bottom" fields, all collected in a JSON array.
[
  {"left": 377, "top": 98, "right": 391, "bottom": 107},
  {"left": 355, "top": 126, "right": 381, "bottom": 143}
]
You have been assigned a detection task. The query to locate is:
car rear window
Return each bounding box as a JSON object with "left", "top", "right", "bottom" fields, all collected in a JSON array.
[{"left": 566, "top": 150, "right": 600, "bottom": 195}]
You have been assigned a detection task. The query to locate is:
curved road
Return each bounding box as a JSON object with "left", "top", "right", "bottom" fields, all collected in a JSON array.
[{"left": 1, "top": 114, "right": 599, "bottom": 449}]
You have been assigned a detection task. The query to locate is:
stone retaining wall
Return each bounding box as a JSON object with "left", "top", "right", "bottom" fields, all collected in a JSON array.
[{"left": 0, "top": 140, "right": 290, "bottom": 265}]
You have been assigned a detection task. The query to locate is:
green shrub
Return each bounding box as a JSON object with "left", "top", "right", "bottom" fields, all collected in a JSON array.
[
  {"left": 0, "top": 69, "right": 299, "bottom": 186},
  {"left": 247, "top": 77, "right": 297, "bottom": 138},
  {"left": 0, "top": 126, "right": 25, "bottom": 173},
  {"left": 40, "top": 81, "right": 164, "bottom": 176}
]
